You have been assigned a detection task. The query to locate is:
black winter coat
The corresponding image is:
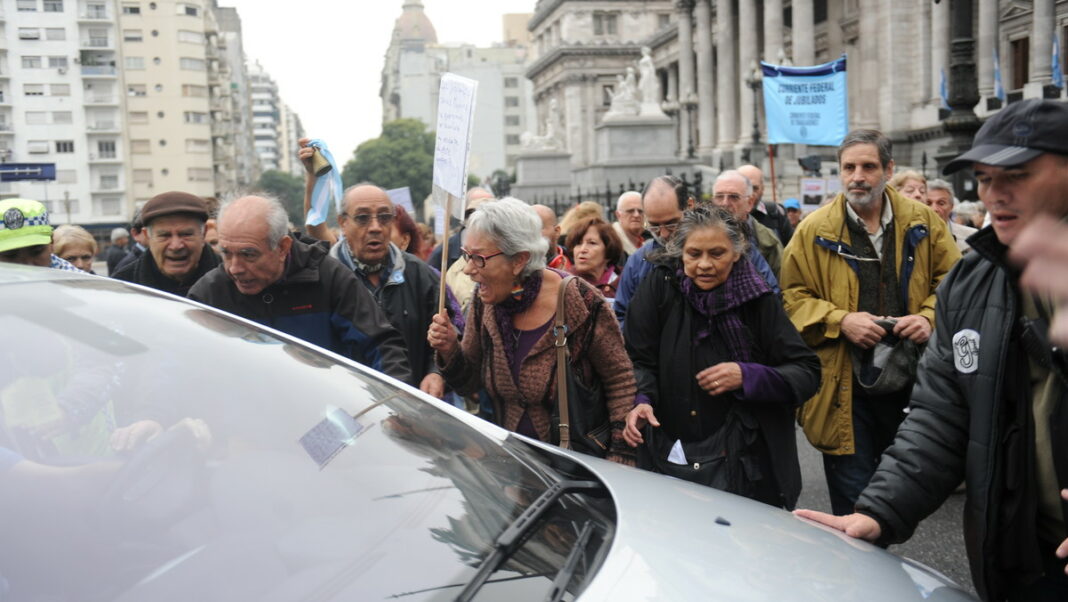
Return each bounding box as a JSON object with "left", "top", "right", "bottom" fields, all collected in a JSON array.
[
  {"left": 625, "top": 263, "right": 821, "bottom": 508},
  {"left": 857, "top": 227, "right": 1068, "bottom": 601},
  {"left": 111, "top": 243, "right": 219, "bottom": 297}
]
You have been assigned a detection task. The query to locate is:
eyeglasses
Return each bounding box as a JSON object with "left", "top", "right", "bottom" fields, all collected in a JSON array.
[
  {"left": 830, "top": 243, "right": 881, "bottom": 263},
  {"left": 460, "top": 247, "right": 506, "bottom": 268},
  {"left": 345, "top": 212, "right": 395, "bottom": 227},
  {"left": 644, "top": 220, "right": 680, "bottom": 237},
  {"left": 713, "top": 193, "right": 745, "bottom": 204}
]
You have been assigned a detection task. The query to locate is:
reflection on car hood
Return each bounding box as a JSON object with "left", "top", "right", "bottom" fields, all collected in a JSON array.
[{"left": 543, "top": 448, "right": 976, "bottom": 602}]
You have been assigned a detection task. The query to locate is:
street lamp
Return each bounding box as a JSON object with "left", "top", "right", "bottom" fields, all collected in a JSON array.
[
  {"left": 683, "top": 92, "right": 698, "bottom": 159},
  {"left": 744, "top": 60, "right": 763, "bottom": 145}
]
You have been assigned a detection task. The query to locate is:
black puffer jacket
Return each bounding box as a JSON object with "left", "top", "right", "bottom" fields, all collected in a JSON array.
[{"left": 857, "top": 227, "right": 1068, "bottom": 601}]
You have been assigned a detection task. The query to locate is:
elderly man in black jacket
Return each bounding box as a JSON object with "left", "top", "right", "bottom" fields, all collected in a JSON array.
[
  {"left": 188, "top": 194, "right": 411, "bottom": 384},
  {"left": 796, "top": 99, "right": 1068, "bottom": 601}
]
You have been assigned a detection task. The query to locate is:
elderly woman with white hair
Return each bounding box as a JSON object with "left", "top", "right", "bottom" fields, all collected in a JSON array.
[{"left": 427, "top": 198, "right": 638, "bottom": 464}]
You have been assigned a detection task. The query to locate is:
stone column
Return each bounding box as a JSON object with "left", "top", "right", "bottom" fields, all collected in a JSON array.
[
  {"left": 976, "top": 0, "right": 996, "bottom": 97},
  {"left": 792, "top": 0, "right": 814, "bottom": 66},
  {"left": 715, "top": 0, "right": 737, "bottom": 151},
  {"left": 695, "top": 0, "right": 715, "bottom": 157},
  {"left": 677, "top": 0, "right": 695, "bottom": 158},
  {"left": 856, "top": 0, "right": 880, "bottom": 129},
  {"left": 931, "top": 0, "right": 949, "bottom": 104},
  {"left": 737, "top": 0, "right": 758, "bottom": 149},
  {"left": 1031, "top": 0, "right": 1055, "bottom": 84},
  {"left": 763, "top": 0, "right": 783, "bottom": 62}
]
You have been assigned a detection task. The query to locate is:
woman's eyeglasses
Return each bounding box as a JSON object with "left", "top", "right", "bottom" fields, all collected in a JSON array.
[{"left": 460, "top": 248, "right": 506, "bottom": 268}]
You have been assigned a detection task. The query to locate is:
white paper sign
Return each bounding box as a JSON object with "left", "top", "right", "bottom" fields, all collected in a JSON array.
[
  {"left": 386, "top": 186, "right": 415, "bottom": 214},
  {"left": 432, "top": 73, "right": 478, "bottom": 212}
]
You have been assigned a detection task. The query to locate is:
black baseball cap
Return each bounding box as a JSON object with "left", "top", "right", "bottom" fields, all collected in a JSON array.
[{"left": 943, "top": 99, "right": 1068, "bottom": 174}]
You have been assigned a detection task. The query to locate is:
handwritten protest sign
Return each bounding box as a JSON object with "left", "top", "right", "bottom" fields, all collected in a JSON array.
[
  {"left": 386, "top": 186, "right": 415, "bottom": 215},
  {"left": 432, "top": 73, "right": 478, "bottom": 206}
]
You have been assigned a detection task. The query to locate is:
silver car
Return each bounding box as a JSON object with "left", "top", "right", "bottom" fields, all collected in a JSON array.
[{"left": 0, "top": 265, "right": 975, "bottom": 601}]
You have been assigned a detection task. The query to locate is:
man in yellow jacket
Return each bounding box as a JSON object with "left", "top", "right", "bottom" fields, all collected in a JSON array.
[{"left": 781, "top": 129, "right": 961, "bottom": 515}]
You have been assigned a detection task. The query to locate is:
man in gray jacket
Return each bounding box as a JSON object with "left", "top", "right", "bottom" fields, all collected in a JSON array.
[{"left": 796, "top": 99, "right": 1068, "bottom": 600}]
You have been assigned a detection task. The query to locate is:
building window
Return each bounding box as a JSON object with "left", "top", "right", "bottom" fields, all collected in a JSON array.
[
  {"left": 187, "top": 168, "right": 212, "bottom": 181},
  {"left": 504, "top": 77, "right": 519, "bottom": 88},
  {"left": 16, "top": 0, "right": 36, "bottom": 11},
  {"left": 123, "top": 29, "right": 143, "bottom": 42},
  {"left": 43, "top": 0, "right": 62, "bottom": 11},
  {"left": 96, "top": 197, "right": 122, "bottom": 216},
  {"left": 99, "top": 174, "right": 119, "bottom": 189},
  {"left": 593, "top": 12, "right": 618, "bottom": 36},
  {"left": 181, "top": 84, "right": 207, "bottom": 97},
  {"left": 56, "top": 169, "right": 76, "bottom": 183},
  {"left": 130, "top": 139, "right": 150, "bottom": 154},
  {"left": 658, "top": 13, "right": 671, "bottom": 29},
  {"left": 48, "top": 56, "right": 68, "bottom": 69},
  {"left": 505, "top": 115, "right": 520, "bottom": 126},
  {"left": 85, "top": 2, "right": 106, "bottom": 18},
  {"left": 51, "top": 83, "right": 70, "bottom": 96},
  {"left": 814, "top": 0, "right": 828, "bottom": 23},
  {"left": 52, "top": 111, "right": 72, "bottom": 124},
  {"left": 88, "top": 27, "right": 109, "bottom": 47},
  {"left": 177, "top": 30, "right": 203, "bottom": 44},
  {"left": 25, "top": 111, "right": 47, "bottom": 125},
  {"left": 24, "top": 84, "right": 45, "bottom": 96},
  {"left": 185, "top": 138, "right": 210, "bottom": 153},
  {"left": 124, "top": 56, "right": 145, "bottom": 70},
  {"left": 179, "top": 57, "right": 205, "bottom": 71},
  {"left": 183, "top": 111, "right": 208, "bottom": 124},
  {"left": 18, "top": 28, "right": 41, "bottom": 40},
  {"left": 45, "top": 28, "right": 66, "bottom": 40},
  {"left": 127, "top": 84, "right": 146, "bottom": 96},
  {"left": 505, "top": 134, "right": 521, "bottom": 145},
  {"left": 128, "top": 111, "right": 148, "bottom": 124},
  {"left": 28, "top": 140, "right": 50, "bottom": 154},
  {"left": 98, "top": 140, "right": 116, "bottom": 158},
  {"left": 177, "top": 3, "right": 198, "bottom": 16},
  {"left": 505, "top": 96, "right": 520, "bottom": 107},
  {"left": 122, "top": 3, "right": 140, "bottom": 14},
  {"left": 55, "top": 140, "right": 74, "bottom": 153},
  {"left": 1011, "top": 37, "right": 1030, "bottom": 90},
  {"left": 21, "top": 56, "right": 43, "bottom": 69}
]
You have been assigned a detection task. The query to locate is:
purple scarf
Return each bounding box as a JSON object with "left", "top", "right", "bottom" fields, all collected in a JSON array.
[
  {"left": 494, "top": 270, "right": 544, "bottom": 368},
  {"left": 678, "top": 257, "right": 770, "bottom": 362}
]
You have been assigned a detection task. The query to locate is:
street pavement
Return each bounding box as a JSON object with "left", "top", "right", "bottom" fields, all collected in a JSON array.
[{"left": 794, "top": 428, "right": 975, "bottom": 596}]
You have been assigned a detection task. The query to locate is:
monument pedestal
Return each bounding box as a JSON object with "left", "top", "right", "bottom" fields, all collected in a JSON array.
[
  {"left": 594, "top": 117, "right": 676, "bottom": 165},
  {"left": 510, "top": 151, "right": 572, "bottom": 205}
]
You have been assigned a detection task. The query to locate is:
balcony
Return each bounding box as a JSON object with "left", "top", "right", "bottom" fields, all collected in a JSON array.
[
  {"left": 88, "top": 152, "right": 121, "bottom": 163},
  {"left": 87, "top": 121, "right": 119, "bottom": 133},
  {"left": 81, "top": 65, "right": 117, "bottom": 77},
  {"left": 0, "top": 123, "right": 13, "bottom": 133},
  {"left": 82, "top": 39, "right": 112, "bottom": 49},
  {"left": 84, "top": 95, "right": 117, "bottom": 105},
  {"left": 79, "top": 10, "right": 110, "bottom": 21}
]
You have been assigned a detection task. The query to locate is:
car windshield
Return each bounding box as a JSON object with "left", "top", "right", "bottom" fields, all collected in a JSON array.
[{"left": 0, "top": 272, "right": 613, "bottom": 601}]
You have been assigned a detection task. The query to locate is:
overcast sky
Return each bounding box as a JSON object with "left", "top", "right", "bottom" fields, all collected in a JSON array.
[{"left": 222, "top": 0, "right": 537, "bottom": 163}]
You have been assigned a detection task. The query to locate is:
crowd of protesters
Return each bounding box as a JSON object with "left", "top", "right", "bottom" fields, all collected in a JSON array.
[{"left": 2, "top": 98, "right": 1068, "bottom": 600}]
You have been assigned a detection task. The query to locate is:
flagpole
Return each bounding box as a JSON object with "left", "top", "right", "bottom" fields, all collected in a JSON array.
[{"left": 767, "top": 144, "right": 779, "bottom": 205}]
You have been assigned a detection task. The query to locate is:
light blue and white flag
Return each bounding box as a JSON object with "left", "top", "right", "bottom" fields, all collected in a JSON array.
[
  {"left": 1053, "top": 33, "right": 1064, "bottom": 89},
  {"left": 993, "top": 47, "right": 1007, "bottom": 101},
  {"left": 305, "top": 139, "right": 343, "bottom": 227},
  {"left": 939, "top": 68, "right": 951, "bottom": 110},
  {"left": 761, "top": 54, "right": 848, "bottom": 146}
]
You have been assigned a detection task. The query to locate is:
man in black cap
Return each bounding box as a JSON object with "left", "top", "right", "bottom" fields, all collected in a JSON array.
[
  {"left": 796, "top": 99, "right": 1068, "bottom": 601},
  {"left": 111, "top": 191, "right": 220, "bottom": 296}
]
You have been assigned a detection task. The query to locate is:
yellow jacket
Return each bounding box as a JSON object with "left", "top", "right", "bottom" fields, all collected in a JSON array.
[{"left": 780, "top": 187, "right": 961, "bottom": 455}]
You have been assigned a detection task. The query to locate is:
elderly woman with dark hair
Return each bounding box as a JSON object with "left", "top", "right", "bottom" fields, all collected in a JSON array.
[
  {"left": 427, "top": 198, "right": 638, "bottom": 464},
  {"left": 622, "top": 206, "right": 820, "bottom": 508},
  {"left": 390, "top": 205, "right": 422, "bottom": 255},
  {"left": 564, "top": 217, "right": 625, "bottom": 299}
]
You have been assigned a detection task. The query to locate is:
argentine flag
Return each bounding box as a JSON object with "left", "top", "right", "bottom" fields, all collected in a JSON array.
[
  {"left": 1053, "top": 33, "right": 1064, "bottom": 90},
  {"left": 993, "top": 47, "right": 1006, "bottom": 101}
]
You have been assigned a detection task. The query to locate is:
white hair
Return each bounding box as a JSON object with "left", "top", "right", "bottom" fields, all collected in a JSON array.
[
  {"left": 715, "top": 170, "right": 753, "bottom": 198},
  {"left": 926, "top": 178, "right": 959, "bottom": 206},
  {"left": 464, "top": 197, "right": 548, "bottom": 280},
  {"left": 218, "top": 193, "right": 290, "bottom": 249},
  {"left": 615, "top": 190, "right": 641, "bottom": 211},
  {"left": 110, "top": 227, "right": 129, "bottom": 242}
]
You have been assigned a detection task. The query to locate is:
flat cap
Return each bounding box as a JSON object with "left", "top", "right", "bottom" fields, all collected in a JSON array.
[{"left": 140, "top": 191, "right": 209, "bottom": 226}]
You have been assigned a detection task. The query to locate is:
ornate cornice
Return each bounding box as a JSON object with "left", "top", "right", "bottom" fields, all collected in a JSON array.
[{"left": 526, "top": 44, "right": 643, "bottom": 80}]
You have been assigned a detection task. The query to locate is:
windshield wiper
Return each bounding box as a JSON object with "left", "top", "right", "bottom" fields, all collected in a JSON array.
[
  {"left": 544, "top": 521, "right": 594, "bottom": 602},
  {"left": 455, "top": 479, "right": 604, "bottom": 602}
]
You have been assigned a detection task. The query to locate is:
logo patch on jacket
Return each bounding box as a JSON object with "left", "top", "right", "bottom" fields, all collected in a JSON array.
[{"left": 952, "top": 329, "right": 980, "bottom": 374}]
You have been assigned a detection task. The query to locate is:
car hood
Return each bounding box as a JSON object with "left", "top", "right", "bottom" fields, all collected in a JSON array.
[{"left": 538, "top": 447, "right": 976, "bottom": 601}]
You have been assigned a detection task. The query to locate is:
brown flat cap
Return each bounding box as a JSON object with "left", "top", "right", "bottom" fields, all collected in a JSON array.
[{"left": 140, "top": 191, "right": 209, "bottom": 226}]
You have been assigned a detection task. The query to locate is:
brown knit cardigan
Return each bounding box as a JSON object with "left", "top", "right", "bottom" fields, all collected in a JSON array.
[{"left": 439, "top": 274, "right": 637, "bottom": 464}]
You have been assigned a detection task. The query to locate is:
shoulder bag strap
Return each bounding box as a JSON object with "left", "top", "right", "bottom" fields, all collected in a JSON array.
[{"left": 554, "top": 275, "right": 576, "bottom": 450}]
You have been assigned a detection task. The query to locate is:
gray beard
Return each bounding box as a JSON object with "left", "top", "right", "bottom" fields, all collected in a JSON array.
[{"left": 846, "top": 181, "right": 886, "bottom": 210}]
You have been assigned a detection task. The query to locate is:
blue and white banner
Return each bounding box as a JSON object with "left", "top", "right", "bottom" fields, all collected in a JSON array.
[
  {"left": 305, "top": 139, "right": 342, "bottom": 227},
  {"left": 993, "top": 47, "right": 1007, "bottom": 101},
  {"left": 761, "top": 55, "right": 848, "bottom": 146},
  {"left": 939, "top": 68, "right": 951, "bottom": 110},
  {"left": 1053, "top": 33, "right": 1064, "bottom": 90}
]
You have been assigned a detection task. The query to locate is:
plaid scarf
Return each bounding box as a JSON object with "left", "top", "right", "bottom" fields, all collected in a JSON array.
[
  {"left": 678, "top": 257, "right": 770, "bottom": 362},
  {"left": 494, "top": 270, "right": 544, "bottom": 367}
]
